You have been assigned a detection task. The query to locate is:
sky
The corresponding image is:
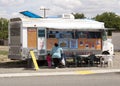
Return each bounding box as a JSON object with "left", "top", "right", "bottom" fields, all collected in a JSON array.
[{"left": 0, "top": 0, "right": 120, "bottom": 19}]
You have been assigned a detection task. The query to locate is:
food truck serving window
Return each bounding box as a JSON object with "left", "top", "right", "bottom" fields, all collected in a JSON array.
[
  {"left": 76, "top": 31, "right": 101, "bottom": 38},
  {"left": 47, "top": 29, "right": 102, "bottom": 50},
  {"left": 47, "top": 30, "right": 73, "bottom": 38}
]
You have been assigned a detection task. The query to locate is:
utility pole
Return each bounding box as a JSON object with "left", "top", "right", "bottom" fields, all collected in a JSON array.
[{"left": 40, "top": 8, "right": 49, "bottom": 18}]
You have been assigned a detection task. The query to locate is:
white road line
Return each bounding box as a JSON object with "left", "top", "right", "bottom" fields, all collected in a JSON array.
[
  {"left": 92, "top": 69, "right": 120, "bottom": 74},
  {"left": 0, "top": 69, "right": 120, "bottom": 78},
  {"left": 0, "top": 72, "right": 76, "bottom": 78}
]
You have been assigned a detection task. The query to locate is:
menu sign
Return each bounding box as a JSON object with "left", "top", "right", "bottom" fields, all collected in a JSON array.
[
  {"left": 59, "top": 39, "right": 69, "bottom": 48},
  {"left": 38, "top": 28, "right": 46, "bottom": 55},
  {"left": 70, "top": 39, "right": 78, "bottom": 49},
  {"left": 78, "top": 38, "right": 102, "bottom": 50},
  {"left": 47, "top": 38, "right": 58, "bottom": 50}
]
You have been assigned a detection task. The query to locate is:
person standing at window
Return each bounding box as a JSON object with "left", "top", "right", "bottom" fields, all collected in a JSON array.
[{"left": 51, "top": 43, "right": 63, "bottom": 68}]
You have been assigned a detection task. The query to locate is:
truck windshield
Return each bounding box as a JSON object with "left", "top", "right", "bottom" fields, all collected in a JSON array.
[{"left": 102, "top": 30, "right": 107, "bottom": 41}]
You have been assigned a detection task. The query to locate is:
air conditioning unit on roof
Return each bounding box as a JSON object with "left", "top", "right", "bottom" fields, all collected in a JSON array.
[{"left": 62, "top": 14, "right": 75, "bottom": 19}]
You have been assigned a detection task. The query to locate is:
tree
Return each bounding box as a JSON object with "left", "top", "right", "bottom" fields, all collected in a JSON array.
[
  {"left": 72, "top": 13, "right": 85, "bottom": 19},
  {"left": 0, "top": 18, "right": 8, "bottom": 40},
  {"left": 93, "top": 12, "right": 120, "bottom": 31}
]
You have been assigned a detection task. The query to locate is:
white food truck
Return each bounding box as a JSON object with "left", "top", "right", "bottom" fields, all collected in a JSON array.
[{"left": 8, "top": 16, "right": 114, "bottom": 62}]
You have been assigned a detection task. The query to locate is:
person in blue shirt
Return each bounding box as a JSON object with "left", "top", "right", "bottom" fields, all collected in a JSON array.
[{"left": 51, "top": 43, "right": 63, "bottom": 68}]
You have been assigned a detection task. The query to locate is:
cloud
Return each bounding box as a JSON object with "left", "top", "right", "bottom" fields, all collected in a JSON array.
[
  {"left": 76, "top": 0, "right": 120, "bottom": 17},
  {"left": 119, "top": 0, "right": 120, "bottom": 5},
  {"left": 52, "top": 0, "right": 82, "bottom": 9},
  {"left": 47, "top": 0, "right": 120, "bottom": 17},
  {"left": 0, "top": 0, "right": 120, "bottom": 18},
  {"left": 0, "top": 10, "right": 8, "bottom": 18},
  {"left": 85, "top": 0, "right": 118, "bottom": 5},
  {"left": 10, "top": 12, "right": 29, "bottom": 18},
  {"left": 32, "top": 0, "right": 82, "bottom": 17},
  {"left": 0, "top": 0, "right": 24, "bottom": 6}
]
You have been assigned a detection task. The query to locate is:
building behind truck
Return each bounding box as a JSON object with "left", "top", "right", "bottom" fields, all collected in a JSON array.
[{"left": 8, "top": 14, "right": 114, "bottom": 64}]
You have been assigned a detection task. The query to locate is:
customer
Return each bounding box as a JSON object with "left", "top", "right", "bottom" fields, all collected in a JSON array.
[
  {"left": 51, "top": 43, "right": 63, "bottom": 68},
  {"left": 46, "top": 53, "right": 52, "bottom": 68}
]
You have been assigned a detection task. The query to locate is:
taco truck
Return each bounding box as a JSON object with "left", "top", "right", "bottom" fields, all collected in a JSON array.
[{"left": 8, "top": 14, "right": 114, "bottom": 66}]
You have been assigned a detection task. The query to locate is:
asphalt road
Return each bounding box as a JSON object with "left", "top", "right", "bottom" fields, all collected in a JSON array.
[{"left": 0, "top": 72, "right": 120, "bottom": 86}]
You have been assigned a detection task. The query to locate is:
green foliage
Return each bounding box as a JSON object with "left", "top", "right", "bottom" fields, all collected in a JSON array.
[
  {"left": 0, "top": 18, "right": 8, "bottom": 39},
  {"left": 0, "top": 50, "right": 8, "bottom": 55},
  {"left": 72, "top": 13, "right": 85, "bottom": 19},
  {"left": 93, "top": 12, "right": 120, "bottom": 31}
]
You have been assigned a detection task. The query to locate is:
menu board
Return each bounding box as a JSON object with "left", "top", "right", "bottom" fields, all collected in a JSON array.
[
  {"left": 38, "top": 29, "right": 45, "bottom": 37},
  {"left": 87, "top": 39, "right": 95, "bottom": 49},
  {"left": 78, "top": 38, "right": 86, "bottom": 49},
  {"left": 59, "top": 39, "right": 69, "bottom": 48},
  {"left": 47, "top": 38, "right": 58, "bottom": 50},
  {"left": 69, "top": 39, "right": 78, "bottom": 49},
  {"left": 78, "top": 38, "right": 102, "bottom": 50},
  {"left": 47, "top": 38, "right": 102, "bottom": 50}
]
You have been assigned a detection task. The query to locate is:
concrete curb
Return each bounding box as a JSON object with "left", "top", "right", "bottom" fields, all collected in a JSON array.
[{"left": 0, "top": 69, "right": 120, "bottom": 78}]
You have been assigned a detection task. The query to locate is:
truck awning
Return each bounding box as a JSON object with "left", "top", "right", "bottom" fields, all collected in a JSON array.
[
  {"left": 20, "top": 11, "right": 42, "bottom": 18},
  {"left": 21, "top": 18, "right": 106, "bottom": 30}
]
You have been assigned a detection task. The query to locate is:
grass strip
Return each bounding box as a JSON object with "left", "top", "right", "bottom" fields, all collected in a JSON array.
[{"left": 0, "top": 50, "right": 8, "bottom": 55}]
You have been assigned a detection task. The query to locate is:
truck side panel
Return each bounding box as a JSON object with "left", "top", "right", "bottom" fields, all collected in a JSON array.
[{"left": 22, "top": 28, "right": 27, "bottom": 48}]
